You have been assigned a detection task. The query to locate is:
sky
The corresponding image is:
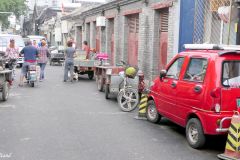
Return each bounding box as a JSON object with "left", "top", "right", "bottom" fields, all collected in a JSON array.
[
  {"left": 76, "top": 0, "right": 106, "bottom": 2},
  {"left": 27, "top": 0, "right": 106, "bottom": 10}
]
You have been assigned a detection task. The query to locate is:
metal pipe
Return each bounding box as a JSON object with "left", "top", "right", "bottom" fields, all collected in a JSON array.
[
  {"left": 216, "top": 117, "right": 232, "bottom": 133},
  {"left": 227, "top": 0, "right": 233, "bottom": 45},
  {"left": 220, "top": 20, "right": 224, "bottom": 44}
]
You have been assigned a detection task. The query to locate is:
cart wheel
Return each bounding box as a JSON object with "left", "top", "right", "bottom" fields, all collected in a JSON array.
[
  {"left": 105, "top": 84, "right": 110, "bottom": 99},
  {"left": 30, "top": 82, "right": 34, "bottom": 87},
  {"left": 88, "top": 72, "right": 94, "bottom": 80},
  {"left": 97, "top": 75, "right": 104, "bottom": 92},
  {"left": 96, "top": 75, "right": 99, "bottom": 83},
  {"left": 2, "top": 82, "right": 9, "bottom": 101}
]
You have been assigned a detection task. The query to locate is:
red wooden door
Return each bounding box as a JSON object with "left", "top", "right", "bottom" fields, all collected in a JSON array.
[
  {"left": 159, "top": 9, "right": 169, "bottom": 70},
  {"left": 127, "top": 14, "right": 139, "bottom": 66},
  {"left": 96, "top": 26, "right": 100, "bottom": 52}
]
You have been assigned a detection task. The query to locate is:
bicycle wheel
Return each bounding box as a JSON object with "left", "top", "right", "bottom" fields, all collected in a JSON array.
[{"left": 118, "top": 88, "right": 139, "bottom": 112}]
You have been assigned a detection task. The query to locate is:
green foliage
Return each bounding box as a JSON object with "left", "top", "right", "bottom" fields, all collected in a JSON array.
[{"left": 0, "top": 0, "right": 27, "bottom": 29}]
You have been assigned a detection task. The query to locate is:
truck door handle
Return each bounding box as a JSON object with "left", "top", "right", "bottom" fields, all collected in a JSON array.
[
  {"left": 171, "top": 82, "right": 177, "bottom": 88},
  {"left": 194, "top": 86, "right": 202, "bottom": 93}
]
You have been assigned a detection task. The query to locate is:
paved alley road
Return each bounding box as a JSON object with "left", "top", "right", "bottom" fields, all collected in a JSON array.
[{"left": 0, "top": 65, "right": 225, "bottom": 160}]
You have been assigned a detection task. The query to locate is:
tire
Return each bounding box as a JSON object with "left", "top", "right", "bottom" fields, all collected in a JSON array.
[
  {"left": 95, "top": 75, "right": 99, "bottom": 83},
  {"left": 97, "top": 75, "right": 104, "bottom": 92},
  {"left": 88, "top": 72, "right": 94, "bottom": 80},
  {"left": 2, "top": 82, "right": 9, "bottom": 101},
  {"left": 19, "top": 63, "right": 22, "bottom": 68},
  {"left": 30, "top": 82, "right": 35, "bottom": 87},
  {"left": 186, "top": 118, "right": 206, "bottom": 149},
  {"left": 146, "top": 100, "right": 161, "bottom": 123},
  {"left": 118, "top": 88, "right": 139, "bottom": 112},
  {"left": 105, "top": 84, "right": 110, "bottom": 99},
  {"left": 50, "top": 60, "right": 53, "bottom": 66}
]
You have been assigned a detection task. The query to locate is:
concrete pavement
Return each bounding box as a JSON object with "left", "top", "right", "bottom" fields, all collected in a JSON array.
[{"left": 0, "top": 65, "right": 225, "bottom": 160}]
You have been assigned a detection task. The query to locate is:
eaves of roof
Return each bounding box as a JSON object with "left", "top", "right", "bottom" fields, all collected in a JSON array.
[{"left": 77, "top": 0, "right": 140, "bottom": 19}]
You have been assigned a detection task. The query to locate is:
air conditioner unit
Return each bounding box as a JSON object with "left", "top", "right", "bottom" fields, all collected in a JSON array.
[{"left": 96, "top": 16, "right": 106, "bottom": 27}]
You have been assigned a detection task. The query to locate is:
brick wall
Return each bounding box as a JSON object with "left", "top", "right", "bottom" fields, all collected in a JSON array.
[
  {"left": 90, "top": 21, "right": 96, "bottom": 49},
  {"left": 100, "top": 27, "right": 106, "bottom": 52},
  {"left": 167, "top": 0, "right": 180, "bottom": 62},
  {"left": 71, "top": 0, "right": 180, "bottom": 82},
  {"left": 138, "top": 6, "right": 154, "bottom": 81}
]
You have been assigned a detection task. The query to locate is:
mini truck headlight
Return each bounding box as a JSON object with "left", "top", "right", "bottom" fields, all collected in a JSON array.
[{"left": 215, "top": 103, "right": 221, "bottom": 113}]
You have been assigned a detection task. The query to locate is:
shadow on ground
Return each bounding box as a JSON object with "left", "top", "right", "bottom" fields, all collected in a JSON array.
[{"left": 157, "top": 118, "right": 226, "bottom": 152}]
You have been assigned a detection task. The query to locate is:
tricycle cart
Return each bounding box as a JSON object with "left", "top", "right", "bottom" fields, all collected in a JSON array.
[
  {"left": 0, "top": 53, "right": 12, "bottom": 101},
  {"left": 104, "top": 67, "right": 140, "bottom": 100},
  {"left": 74, "top": 58, "right": 96, "bottom": 80},
  {"left": 49, "top": 46, "right": 65, "bottom": 66},
  {"left": 95, "top": 66, "right": 124, "bottom": 92},
  {"left": 73, "top": 50, "right": 109, "bottom": 80},
  {"left": 0, "top": 70, "right": 12, "bottom": 101}
]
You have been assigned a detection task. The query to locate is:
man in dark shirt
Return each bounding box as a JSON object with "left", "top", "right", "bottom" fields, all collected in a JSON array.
[{"left": 19, "top": 41, "right": 39, "bottom": 86}]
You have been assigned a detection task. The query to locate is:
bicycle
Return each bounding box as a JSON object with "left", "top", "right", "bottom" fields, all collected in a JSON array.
[{"left": 117, "top": 61, "right": 139, "bottom": 112}]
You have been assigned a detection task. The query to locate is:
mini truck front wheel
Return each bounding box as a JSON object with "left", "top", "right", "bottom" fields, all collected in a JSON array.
[
  {"left": 186, "top": 118, "right": 206, "bottom": 149},
  {"left": 146, "top": 100, "right": 161, "bottom": 123}
]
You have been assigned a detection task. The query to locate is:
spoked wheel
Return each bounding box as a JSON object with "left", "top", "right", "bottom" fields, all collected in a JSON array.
[
  {"left": 97, "top": 75, "right": 104, "bottom": 92},
  {"left": 105, "top": 84, "right": 110, "bottom": 99},
  {"left": 2, "top": 82, "right": 9, "bottom": 101},
  {"left": 30, "top": 82, "right": 35, "bottom": 87},
  {"left": 117, "top": 88, "right": 139, "bottom": 112}
]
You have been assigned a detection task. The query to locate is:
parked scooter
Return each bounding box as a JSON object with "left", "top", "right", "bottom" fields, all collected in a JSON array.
[{"left": 25, "top": 63, "right": 37, "bottom": 87}]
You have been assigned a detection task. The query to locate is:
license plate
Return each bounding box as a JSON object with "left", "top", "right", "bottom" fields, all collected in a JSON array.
[{"left": 237, "top": 99, "right": 240, "bottom": 108}]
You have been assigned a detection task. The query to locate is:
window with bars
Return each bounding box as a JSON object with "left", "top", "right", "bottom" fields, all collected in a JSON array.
[
  {"left": 160, "top": 9, "right": 169, "bottom": 33},
  {"left": 127, "top": 14, "right": 139, "bottom": 33}
]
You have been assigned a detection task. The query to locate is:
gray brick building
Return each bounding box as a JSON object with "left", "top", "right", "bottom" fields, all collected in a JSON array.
[{"left": 64, "top": 0, "right": 180, "bottom": 82}]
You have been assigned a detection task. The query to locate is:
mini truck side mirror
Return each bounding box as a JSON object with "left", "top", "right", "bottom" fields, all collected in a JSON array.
[{"left": 160, "top": 70, "right": 167, "bottom": 79}]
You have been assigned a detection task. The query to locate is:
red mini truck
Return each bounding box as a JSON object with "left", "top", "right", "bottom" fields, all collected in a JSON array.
[{"left": 147, "top": 44, "right": 240, "bottom": 149}]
